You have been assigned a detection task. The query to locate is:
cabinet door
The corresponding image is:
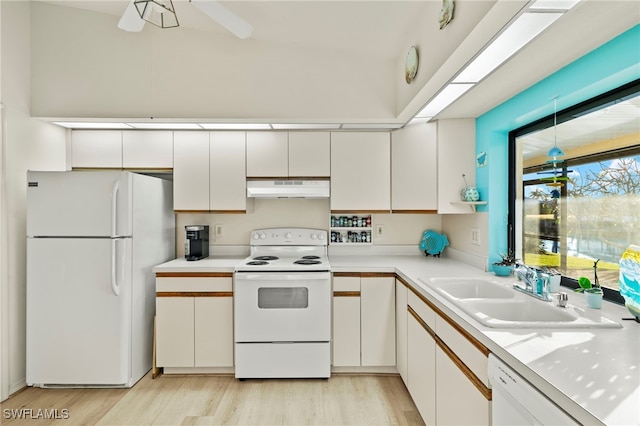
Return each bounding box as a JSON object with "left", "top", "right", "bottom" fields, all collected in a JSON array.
[
  {"left": 361, "top": 277, "right": 395, "bottom": 366},
  {"left": 246, "top": 131, "right": 288, "bottom": 177},
  {"left": 194, "top": 296, "right": 234, "bottom": 367},
  {"left": 332, "top": 276, "right": 361, "bottom": 367},
  {"left": 330, "top": 132, "right": 390, "bottom": 211},
  {"left": 288, "top": 132, "right": 330, "bottom": 177},
  {"left": 391, "top": 123, "right": 437, "bottom": 211},
  {"left": 436, "top": 345, "right": 490, "bottom": 426},
  {"left": 437, "top": 119, "right": 477, "bottom": 214},
  {"left": 395, "top": 280, "right": 408, "bottom": 384},
  {"left": 156, "top": 297, "right": 194, "bottom": 367},
  {"left": 173, "top": 131, "right": 209, "bottom": 211},
  {"left": 71, "top": 130, "right": 122, "bottom": 169},
  {"left": 407, "top": 313, "right": 436, "bottom": 426},
  {"left": 122, "top": 130, "right": 173, "bottom": 169},
  {"left": 210, "top": 132, "right": 246, "bottom": 211}
]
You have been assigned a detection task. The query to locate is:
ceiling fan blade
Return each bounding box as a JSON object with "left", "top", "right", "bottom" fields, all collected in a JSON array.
[
  {"left": 118, "top": 0, "right": 146, "bottom": 32},
  {"left": 190, "top": 0, "right": 253, "bottom": 39}
]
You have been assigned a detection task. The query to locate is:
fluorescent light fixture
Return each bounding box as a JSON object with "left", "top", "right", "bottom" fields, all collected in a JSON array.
[
  {"left": 53, "top": 122, "right": 132, "bottom": 129},
  {"left": 453, "top": 12, "right": 562, "bottom": 83},
  {"left": 415, "top": 83, "right": 474, "bottom": 118},
  {"left": 529, "top": 0, "right": 580, "bottom": 11},
  {"left": 340, "top": 123, "right": 404, "bottom": 129},
  {"left": 127, "top": 123, "right": 202, "bottom": 129},
  {"left": 199, "top": 123, "right": 272, "bottom": 130},
  {"left": 271, "top": 123, "right": 341, "bottom": 130}
]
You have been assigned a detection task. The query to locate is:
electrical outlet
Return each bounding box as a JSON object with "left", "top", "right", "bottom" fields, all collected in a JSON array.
[
  {"left": 376, "top": 224, "right": 384, "bottom": 237},
  {"left": 471, "top": 228, "right": 480, "bottom": 246},
  {"left": 215, "top": 224, "right": 224, "bottom": 237}
]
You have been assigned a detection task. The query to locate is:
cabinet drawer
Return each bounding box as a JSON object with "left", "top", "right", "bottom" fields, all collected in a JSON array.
[
  {"left": 407, "top": 291, "right": 436, "bottom": 330},
  {"left": 156, "top": 276, "right": 233, "bottom": 292},
  {"left": 333, "top": 276, "right": 360, "bottom": 293},
  {"left": 436, "top": 316, "right": 489, "bottom": 386}
]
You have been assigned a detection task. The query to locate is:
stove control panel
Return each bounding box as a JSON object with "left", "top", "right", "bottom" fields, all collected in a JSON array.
[{"left": 250, "top": 228, "right": 327, "bottom": 246}]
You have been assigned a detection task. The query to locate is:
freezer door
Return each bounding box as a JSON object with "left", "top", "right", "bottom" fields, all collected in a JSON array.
[
  {"left": 27, "top": 171, "right": 132, "bottom": 237},
  {"left": 26, "top": 237, "right": 133, "bottom": 386}
]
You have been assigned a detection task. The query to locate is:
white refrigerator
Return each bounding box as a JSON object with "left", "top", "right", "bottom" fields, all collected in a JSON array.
[{"left": 26, "top": 171, "right": 175, "bottom": 387}]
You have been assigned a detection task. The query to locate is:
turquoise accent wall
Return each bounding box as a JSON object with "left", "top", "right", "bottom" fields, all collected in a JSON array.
[{"left": 476, "top": 24, "right": 640, "bottom": 267}]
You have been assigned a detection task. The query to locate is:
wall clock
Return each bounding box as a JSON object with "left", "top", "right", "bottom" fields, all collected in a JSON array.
[{"left": 405, "top": 46, "right": 419, "bottom": 84}]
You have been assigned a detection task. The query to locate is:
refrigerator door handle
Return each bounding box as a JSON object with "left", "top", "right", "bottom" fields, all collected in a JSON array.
[
  {"left": 111, "top": 179, "right": 120, "bottom": 238},
  {"left": 111, "top": 238, "right": 120, "bottom": 296}
]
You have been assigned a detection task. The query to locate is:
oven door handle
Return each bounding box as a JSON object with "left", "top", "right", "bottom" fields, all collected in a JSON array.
[{"left": 234, "top": 272, "right": 331, "bottom": 281}]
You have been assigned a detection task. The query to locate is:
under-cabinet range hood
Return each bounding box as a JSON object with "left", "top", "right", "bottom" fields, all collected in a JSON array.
[{"left": 247, "top": 180, "right": 330, "bottom": 198}]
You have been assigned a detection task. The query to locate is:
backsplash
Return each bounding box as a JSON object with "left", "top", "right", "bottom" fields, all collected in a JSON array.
[{"left": 175, "top": 199, "right": 443, "bottom": 257}]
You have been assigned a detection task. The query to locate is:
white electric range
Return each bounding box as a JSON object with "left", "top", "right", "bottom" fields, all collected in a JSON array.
[{"left": 234, "top": 228, "right": 331, "bottom": 379}]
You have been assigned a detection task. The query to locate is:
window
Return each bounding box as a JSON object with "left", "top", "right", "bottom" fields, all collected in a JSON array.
[{"left": 509, "top": 80, "right": 640, "bottom": 302}]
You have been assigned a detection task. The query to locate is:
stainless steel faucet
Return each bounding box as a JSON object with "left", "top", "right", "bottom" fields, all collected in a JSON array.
[{"left": 513, "top": 264, "right": 552, "bottom": 302}]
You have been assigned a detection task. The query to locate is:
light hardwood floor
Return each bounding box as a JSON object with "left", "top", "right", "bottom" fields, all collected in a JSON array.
[{"left": 1, "top": 374, "right": 424, "bottom": 425}]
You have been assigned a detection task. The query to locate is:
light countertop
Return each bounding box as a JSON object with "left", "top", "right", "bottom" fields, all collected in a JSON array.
[{"left": 153, "top": 254, "right": 640, "bottom": 425}]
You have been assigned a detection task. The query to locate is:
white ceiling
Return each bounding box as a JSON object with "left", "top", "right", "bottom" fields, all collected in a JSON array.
[{"left": 37, "top": 0, "right": 640, "bottom": 124}]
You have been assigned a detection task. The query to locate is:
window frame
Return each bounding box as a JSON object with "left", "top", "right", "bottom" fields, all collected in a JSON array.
[{"left": 508, "top": 79, "right": 640, "bottom": 304}]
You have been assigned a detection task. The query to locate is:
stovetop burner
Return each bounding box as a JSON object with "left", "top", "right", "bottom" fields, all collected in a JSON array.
[
  {"left": 301, "top": 255, "right": 320, "bottom": 260},
  {"left": 253, "top": 256, "right": 279, "bottom": 261},
  {"left": 294, "top": 259, "right": 322, "bottom": 265},
  {"left": 247, "top": 260, "right": 269, "bottom": 266}
]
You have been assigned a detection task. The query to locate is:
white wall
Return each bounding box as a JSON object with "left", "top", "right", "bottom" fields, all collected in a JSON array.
[
  {"left": 30, "top": 2, "right": 395, "bottom": 122},
  {"left": 441, "top": 213, "right": 489, "bottom": 270},
  {"left": 0, "top": 1, "right": 67, "bottom": 399},
  {"left": 175, "top": 199, "right": 442, "bottom": 257}
]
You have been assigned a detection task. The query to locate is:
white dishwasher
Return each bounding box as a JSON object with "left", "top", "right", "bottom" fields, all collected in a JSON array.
[{"left": 489, "top": 354, "right": 579, "bottom": 425}]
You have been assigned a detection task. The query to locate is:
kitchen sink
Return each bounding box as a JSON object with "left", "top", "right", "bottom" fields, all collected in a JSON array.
[
  {"left": 426, "top": 277, "right": 515, "bottom": 299},
  {"left": 419, "top": 276, "right": 622, "bottom": 329}
]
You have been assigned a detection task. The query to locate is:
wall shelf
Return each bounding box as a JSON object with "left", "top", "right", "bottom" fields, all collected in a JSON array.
[{"left": 450, "top": 201, "right": 487, "bottom": 212}]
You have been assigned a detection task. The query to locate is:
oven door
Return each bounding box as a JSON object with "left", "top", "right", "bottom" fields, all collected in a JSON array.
[{"left": 234, "top": 271, "right": 331, "bottom": 343}]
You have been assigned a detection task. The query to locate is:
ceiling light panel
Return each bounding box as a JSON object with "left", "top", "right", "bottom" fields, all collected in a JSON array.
[
  {"left": 340, "top": 123, "right": 404, "bottom": 129},
  {"left": 415, "top": 84, "right": 474, "bottom": 118},
  {"left": 453, "top": 12, "right": 563, "bottom": 84},
  {"left": 199, "top": 123, "right": 272, "bottom": 130},
  {"left": 53, "top": 122, "right": 132, "bottom": 129},
  {"left": 529, "top": 0, "right": 581, "bottom": 11},
  {"left": 127, "top": 123, "right": 202, "bottom": 129},
  {"left": 271, "top": 124, "right": 341, "bottom": 130}
]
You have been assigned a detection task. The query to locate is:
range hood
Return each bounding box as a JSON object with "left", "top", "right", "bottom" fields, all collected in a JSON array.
[{"left": 247, "top": 180, "right": 330, "bottom": 198}]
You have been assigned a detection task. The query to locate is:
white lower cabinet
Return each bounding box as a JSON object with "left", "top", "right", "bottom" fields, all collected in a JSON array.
[
  {"left": 436, "top": 345, "right": 490, "bottom": 426},
  {"left": 332, "top": 274, "right": 395, "bottom": 368},
  {"left": 403, "top": 285, "right": 491, "bottom": 426},
  {"left": 395, "top": 279, "right": 408, "bottom": 384},
  {"left": 155, "top": 275, "right": 233, "bottom": 369},
  {"left": 407, "top": 309, "right": 436, "bottom": 426}
]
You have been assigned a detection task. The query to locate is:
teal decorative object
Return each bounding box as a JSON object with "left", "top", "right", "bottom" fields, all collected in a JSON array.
[
  {"left": 619, "top": 245, "right": 640, "bottom": 321},
  {"left": 460, "top": 174, "right": 480, "bottom": 201},
  {"left": 420, "top": 230, "right": 449, "bottom": 257}
]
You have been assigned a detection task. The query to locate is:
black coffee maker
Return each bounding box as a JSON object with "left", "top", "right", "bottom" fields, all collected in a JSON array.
[{"left": 185, "top": 225, "right": 209, "bottom": 261}]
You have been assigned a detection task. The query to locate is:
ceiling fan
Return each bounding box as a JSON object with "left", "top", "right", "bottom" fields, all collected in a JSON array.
[{"left": 117, "top": 0, "right": 253, "bottom": 39}]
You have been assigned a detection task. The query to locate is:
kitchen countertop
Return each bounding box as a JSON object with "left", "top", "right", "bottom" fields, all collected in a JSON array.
[{"left": 153, "top": 254, "right": 640, "bottom": 425}]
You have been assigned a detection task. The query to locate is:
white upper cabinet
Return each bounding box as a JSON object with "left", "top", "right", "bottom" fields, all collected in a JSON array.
[
  {"left": 173, "top": 131, "right": 209, "bottom": 211},
  {"left": 122, "top": 131, "right": 173, "bottom": 169},
  {"left": 71, "top": 130, "right": 122, "bottom": 169},
  {"left": 331, "top": 132, "right": 390, "bottom": 211},
  {"left": 391, "top": 123, "right": 437, "bottom": 211},
  {"left": 437, "top": 119, "right": 478, "bottom": 214},
  {"left": 209, "top": 132, "right": 246, "bottom": 211},
  {"left": 246, "top": 132, "right": 289, "bottom": 177},
  {"left": 288, "top": 132, "right": 330, "bottom": 177}
]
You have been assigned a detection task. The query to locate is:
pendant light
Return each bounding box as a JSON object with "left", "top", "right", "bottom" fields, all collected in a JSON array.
[
  {"left": 547, "top": 97, "right": 565, "bottom": 160},
  {"left": 134, "top": 0, "right": 179, "bottom": 28}
]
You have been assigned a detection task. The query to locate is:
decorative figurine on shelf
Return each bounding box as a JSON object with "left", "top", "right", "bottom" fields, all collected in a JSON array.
[{"left": 460, "top": 174, "right": 480, "bottom": 202}]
